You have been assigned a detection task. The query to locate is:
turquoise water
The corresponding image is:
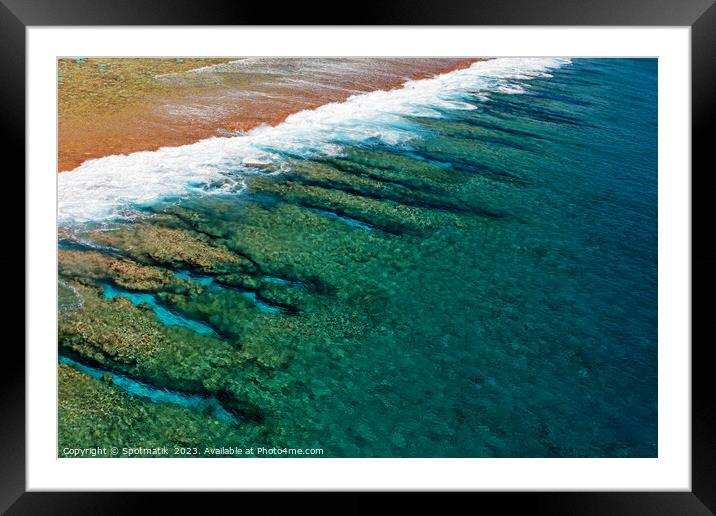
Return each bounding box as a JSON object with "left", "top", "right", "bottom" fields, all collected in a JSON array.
[
  {"left": 173, "top": 270, "right": 215, "bottom": 287},
  {"left": 236, "top": 291, "right": 284, "bottom": 314},
  {"left": 59, "top": 58, "right": 658, "bottom": 457},
  {"left": 310, "top": 208, "right": 376, "bottom": 230},
  {"left": 59, "top": 355, "right": 238, "bottom": 424},
  {"left": 101, "top": 282, "right": 219, "bottom": 336},
  {"left": 172, "top": 270, "right": 285, "bottom": 313}
]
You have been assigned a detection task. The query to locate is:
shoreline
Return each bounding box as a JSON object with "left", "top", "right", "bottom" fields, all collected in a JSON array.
[
  {"left": 57, "top": 58, "right": 659, "bottom": 459},
  {"left": 58, "top": 57, "right": 481, "bottom": 172}
]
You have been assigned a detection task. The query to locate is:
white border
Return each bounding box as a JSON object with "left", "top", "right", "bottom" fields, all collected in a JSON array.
[{"left": 27, "top": 27, "right": 691, "bottom": 491}]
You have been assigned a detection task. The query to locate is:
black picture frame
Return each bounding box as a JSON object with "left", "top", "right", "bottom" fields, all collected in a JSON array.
[{"left": 5, "top": 0, "right": 713, "bottom": 513}]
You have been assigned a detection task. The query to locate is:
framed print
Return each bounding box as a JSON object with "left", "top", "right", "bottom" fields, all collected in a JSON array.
[{"left": 6, "top": 0, "right": 714, "bottom": 512}]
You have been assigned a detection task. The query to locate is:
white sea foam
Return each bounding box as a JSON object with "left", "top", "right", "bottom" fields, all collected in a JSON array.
[{"left": 58, "top": 58, "right": 570, "bottom": 225}]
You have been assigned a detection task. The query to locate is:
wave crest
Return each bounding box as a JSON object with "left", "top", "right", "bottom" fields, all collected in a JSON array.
[{"left": 58, "top": 58, "right": 570, "bottom": 225}]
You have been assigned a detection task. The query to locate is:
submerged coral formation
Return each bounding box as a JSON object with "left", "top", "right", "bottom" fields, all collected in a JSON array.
[{"left": 58, "top": 59, "right": 658, "bottom": 458}]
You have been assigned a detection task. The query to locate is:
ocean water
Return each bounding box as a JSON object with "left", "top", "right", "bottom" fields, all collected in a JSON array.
[
  {"left": 59, "top": 355, "right": 238, "bottom": 424},
  {"left": 58, "top": 58, "right": 657, "bottom": 457},
  {"left": 101, "top": 282, "right": 219, "bottom": 336}
]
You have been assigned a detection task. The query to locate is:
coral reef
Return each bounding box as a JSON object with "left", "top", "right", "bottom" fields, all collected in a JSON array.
[{"left": 58, "top": 59, "right": 658, "bottom": 457}]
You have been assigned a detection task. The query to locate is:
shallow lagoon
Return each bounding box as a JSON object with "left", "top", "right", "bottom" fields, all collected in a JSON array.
[{"left": 58, "top": 58, "right": 657, "bottom": 457}]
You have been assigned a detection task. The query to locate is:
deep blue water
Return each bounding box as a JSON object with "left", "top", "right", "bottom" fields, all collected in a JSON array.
[{"left": 291, "top": 58, "right": 659, "bottom": 457}]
